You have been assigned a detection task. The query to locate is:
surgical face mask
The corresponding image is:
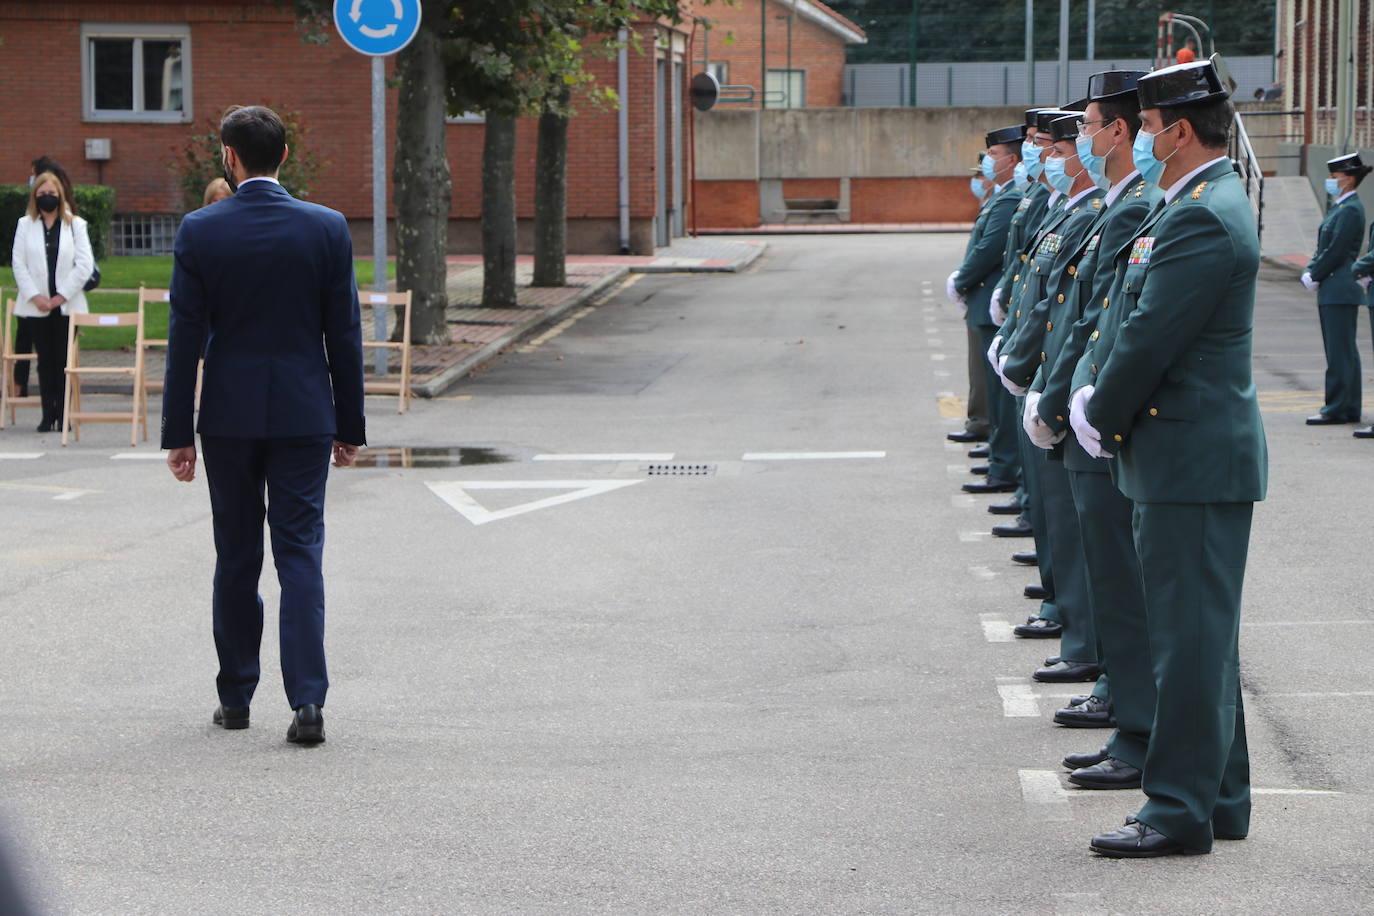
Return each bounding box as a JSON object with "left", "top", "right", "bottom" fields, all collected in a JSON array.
[
  {"left": 1022, "top": 139, "right": 1045, "bottom": 179},
  {"left": 36, "top": 194, "right": 60, "bottom": 214},
  {"left": 1325, "top": 178, "right": 1342, "bottom": 197},
  {"left": 970, "top": 176, "right": 989, "bottom": 200},
  {"left": 1012, "top": 161, "right": 1030, "bottom": 190},
  {"left": 1043, "top": 155, "right": 1075, "bottom": 194},
  {"left": 222, "top": 154, "right": 239, "bottom": 193},
  {"left": 1076, "top": 128, "right": 1111, "bottom": 189},
  {"left": 1132, "top": 122, "right": 1182, "bottom": 187},
  {"left": 981, "top": 154, "right": 998, "bottom": 182}
]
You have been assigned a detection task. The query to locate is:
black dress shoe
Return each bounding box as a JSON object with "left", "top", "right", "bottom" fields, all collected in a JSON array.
[
  {"left": 969, "top": 464, "right": 989, "bottom": 475},
  {"left": 967, "top": 446, "right": 989, "bottom": 459},
  {"left": 1024, "top": 584, "right": 1049, "bottom": 599},
  {"left": 36, "top": 419, "right": 53, "bottom": 433},
  {"left": 1011, "top": 550, "right": 1038, "bottom": 565},
  {"left": 1062, "top": 746, "right": 1109, "bottom": 770},
  {"left": 1070, "top": 757, "right": 1142, "bottom": 789},
  {"left": 1043, "top": 656, "right": 1061, "bottom": 666},
  {"left": 992, "top": 518, "right": 1033, "bottom": 538},
  {"left": 1054, "top": 694, "right": 1113, "bottom": 727},
  {"left": 1013, "top": 616, "right": 1062, "bottom": 638},
  {"left": 1305, "top": 414, "right": 1350, "bottom": 425},
  {"left": 1033, "top": 660, "right": 1101, "bottom": 682},
  {"left": 947, "top": 429, "right": 989, "bottom": 443},
  {"left": 1090, "top": 819, "right": 1199, "bottom": 858},
  {"left": 212, "top": 705, "right": 250, "bottom": 730},
  {"left": 1064, "top": 694, "right": 1090, "bottom": 706},
  {"left": 287, "top": 704, "right": 326, "bottom": 745},
  {"left": 987, "top": 498, "right": 1023, "bottom": 515},
  {"left": 1354, "top": 426, "right": 1374, "bottom": 438},
  {"left": 963, "top": 476, "right": 1017, "bottom": 493}
]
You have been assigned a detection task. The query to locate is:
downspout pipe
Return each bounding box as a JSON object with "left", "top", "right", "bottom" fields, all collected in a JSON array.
[{"left": 618, "top": 28, "right": 631, "bottom": 254}]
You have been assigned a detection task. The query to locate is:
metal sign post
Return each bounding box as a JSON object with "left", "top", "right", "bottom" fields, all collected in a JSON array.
[{"left": 333, "top": 0, "right": 422, "bottom": 376}]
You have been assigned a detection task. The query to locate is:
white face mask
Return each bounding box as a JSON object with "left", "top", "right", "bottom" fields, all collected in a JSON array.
[{"left": 28, "top": 175, "right": 34, "bottom": 186}]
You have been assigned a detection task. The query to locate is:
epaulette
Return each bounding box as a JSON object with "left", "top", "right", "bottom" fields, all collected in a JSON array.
[
  {"left": 1132, "top": 179, "right": 1147, "bottom": 198},
  {"left": 1190, "top": 181, "right": 1208, "bottom": 201},
  {"left": 1091, "top": 198, "right": 1102, "bottom": 210}
]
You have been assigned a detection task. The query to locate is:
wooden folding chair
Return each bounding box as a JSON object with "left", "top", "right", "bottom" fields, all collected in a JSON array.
[
  {"left": 0, "top": 293, "right": 42, "bottom": 427},
  {"left": 361, "top": 289, "right": 413, "bottom": 414},
  {"left": 136, "top": 285, "right": 171, "bottom": 427},
  {"left": 62, "top": 304, "right": 146, "bottom": 447}
]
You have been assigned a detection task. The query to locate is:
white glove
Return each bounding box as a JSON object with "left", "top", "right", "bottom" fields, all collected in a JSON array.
[
  {"left": 1301, "top": 271, "right": 1320, "bottom": 292},
  {"left": 946, "top": 270, "right": 963, "bottom": 304},
  {"left": 989, "top": 287, "right": 1007, "bottom": 326},
  {"left": 985, "top": 334, "right": 1003, "bottom": 371},
  {"left": 998, "top": 354, "right": 1027, "bottom": 397},
  {"left": 1069, "top": 386, "right": 1113, "bottom": 458},
  {"left": 1023, "top": 390, "right": 1068, "bottom": 449},
  {"left": 1358, "top": 276, "right": 1372, "bottom": 290}
]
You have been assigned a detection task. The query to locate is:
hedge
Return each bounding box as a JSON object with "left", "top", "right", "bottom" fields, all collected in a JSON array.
[{"left": 0, "top": 184, "right": 115, "bottom": 265}]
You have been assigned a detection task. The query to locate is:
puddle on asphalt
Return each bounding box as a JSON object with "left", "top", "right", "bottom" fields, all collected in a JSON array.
[{"left": 352, "top": 446, "right": 516, "bottom": 469}]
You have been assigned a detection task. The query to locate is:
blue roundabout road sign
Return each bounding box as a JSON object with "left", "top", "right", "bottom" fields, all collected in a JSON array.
[{"left": 333, "top": 0, "right": 422, "bottom": 57}]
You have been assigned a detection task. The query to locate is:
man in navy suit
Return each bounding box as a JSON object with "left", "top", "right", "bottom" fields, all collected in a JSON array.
[{"left": 162, "top": 105, "right": 366, "bottom": 745}]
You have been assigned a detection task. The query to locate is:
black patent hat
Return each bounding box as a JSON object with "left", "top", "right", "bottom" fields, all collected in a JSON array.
[
  {"left": 1137, "top": 60, "right": 1230, "bottom": 109},
  {"left": 1049, "top": 113, "right": 1080, "bottom": 142},
  {"left": 1024, "top": 108, "right": 1049, "bottom": 128},
  {"left": 986, "top": 124, "right": 1028, "bottom": 147},
  {"left": 1327, "top": 153, "right": 1373, "bottom": 176},
  {"left": 1088, "top": 70, "right": 1149, "bottom": 102},
  {"left": 1063, "top": 98, "right": 1089, "bottom": 112},
  {"left": 1034, "top": 109, "right": 1075, "bottom": 133}
]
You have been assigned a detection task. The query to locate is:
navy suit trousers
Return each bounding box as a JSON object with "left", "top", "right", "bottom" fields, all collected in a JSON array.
[{"left": 202, "top": 434, "right": 333, "bottom": 710}]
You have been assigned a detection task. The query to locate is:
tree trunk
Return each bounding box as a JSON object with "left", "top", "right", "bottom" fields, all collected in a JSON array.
[
  {"left": 532, "top": 85, "right": 570, "bottom": 287},
  {"left": 394, "top": 0, "right": 451, "bottom": 344},
  {"left": 481, "top": 114, "right": 519, "bottom": 308}
]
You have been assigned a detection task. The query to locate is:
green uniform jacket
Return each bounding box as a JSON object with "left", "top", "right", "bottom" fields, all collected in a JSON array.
[
  {"left": 999, "top": 191, "right": 1063, "bottom": 345},
  {"left": 1037, "top": 177, "right": 1162, "bottom": 475},
  {"left": 1081, "top": 159, "right": 1268, "bottom": 504},
  {"left": 955, "top": 182, "right": 1023, "bottom": 327},
  {"left": 1307, "top": 194, "right": 1367, "bottom": 306},
  {"left": 1349, "top": 217, "right": 1374, "bottom": 307},
  {"left": 993, "top": 183, "right": 1052, "bottom": 308},
  {"left": 1000, "top": 186, "right": 1107, "bottom": 388}
]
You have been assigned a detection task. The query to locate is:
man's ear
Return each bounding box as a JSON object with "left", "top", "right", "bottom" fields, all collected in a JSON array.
[{"left": 279, "top": 144, "right": 290, "bottom": 168}]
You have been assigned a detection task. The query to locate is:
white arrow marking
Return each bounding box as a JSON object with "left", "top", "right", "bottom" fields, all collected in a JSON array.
[
  {"left": 426, "top": 479, "right": 643, "bottom": 526},
  {"left": 359, "top": 23, "right": 398, "bottom": 38},
  {"left": 349, "top": 0, "right": 363, "bottom": 22}
]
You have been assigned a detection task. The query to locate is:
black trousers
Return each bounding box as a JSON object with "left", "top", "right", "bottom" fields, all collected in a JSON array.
[
  {"left": 12, "top": 319, "right": 32, "bottom": 389},
  {"left": 21, "top": 313, "right": 68, "bottom": 423}
]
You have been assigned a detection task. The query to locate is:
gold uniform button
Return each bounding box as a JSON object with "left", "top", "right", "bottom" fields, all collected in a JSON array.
[
  {"left": 1035, "top": 265, "right": 1041, "bottom": 272},
  {"left": 1021, "top": 253, "right": 1028, "bottom": 262},
  {"left": 1016, "top": 310, "right": 1021, "bottom": 318},
  {"left": 1040, "top": 351, "right": 1047, "bottom": 362},
  {"left": 1045, "top": 321, "right": 1053, "bottom": 331},
  {"left": 1056, "top": 293, "right": 1065, "bottom": 303},
  {"left": 1113, "top": 434, "right": 1123, "bottom": 442},
  {"left": 1124, "top": 282, "right": 1131, "bottom": 291},
  {"left": 979, "top": 281, "right": 985, "bottom": 287},
  {"left": 1091, "top": 330, "right": 1100, "bottom": 340},
  {"left": 1013, "top": 273, "right": 1020, "bottom": 281},
  {"left": 1056, "top": 415, "right": 1064, "bottom": 422},
  {"left": 1091, "top": 364, "right": 1098, "bottom": 373},
  {"left": 1149, "top": 408, "right": 1159, "bottom": 417},
  {"left": 1101, "top": 297, "right": 1109, "bottom": 309},
  {"left": 1068, "top": 265, "right": 1077, "bottom": 276}
]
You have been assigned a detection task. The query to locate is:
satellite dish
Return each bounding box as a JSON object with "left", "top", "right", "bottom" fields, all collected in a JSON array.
[{"left": 691, "top": 72, "right": 721, "bottom": 112}]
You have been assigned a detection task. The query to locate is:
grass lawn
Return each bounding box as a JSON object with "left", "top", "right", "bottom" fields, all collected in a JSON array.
[{"left": 0, "top": 255, "right": 394, "bottom": 294}]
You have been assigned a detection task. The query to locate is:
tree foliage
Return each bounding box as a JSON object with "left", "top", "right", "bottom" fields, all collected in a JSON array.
[{"left": 170, "top": 106, "right": 322, "bottom": 214}]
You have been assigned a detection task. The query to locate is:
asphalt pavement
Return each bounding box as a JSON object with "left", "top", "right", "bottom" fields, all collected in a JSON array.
[{"left": 0, "top": 235, "right": 1371, "bottom": 914}]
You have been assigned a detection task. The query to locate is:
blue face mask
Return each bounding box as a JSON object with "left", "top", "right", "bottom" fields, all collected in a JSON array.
[
  {"left": 1076, "top": 130, "right": 1111, "bottom": 189},
  {"left": 1132, "top": 123, "right": 1180, "bottom": 187},
  {"left": 1325, "top": 178, "right": 1342, "bottom": 197},
  {"left": 1022, "top": 139, "right": 1044, "bottom": 179},
  {"left": 1043, "top": 155, "right": 1075, "bottom": 194},
  {"left": 971, "top": 176, "right": 989, "bottom": 200},
  {"left": 1012, "top": 161, "right": 1030, "bottom": 190},
  {"left": 981, "top": 154, "right": 998, "bottom": 183}
]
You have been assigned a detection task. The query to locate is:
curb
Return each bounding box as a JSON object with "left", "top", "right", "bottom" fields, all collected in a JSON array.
[
  {"left": 414, "top": 266, "right": 631, "bottom": 399},
  {"left": 1261, "top": 254, "right": 1305, "bottom": 275},
  {"left": 629, "top": 243, "right": 767, "bottom": 274}
]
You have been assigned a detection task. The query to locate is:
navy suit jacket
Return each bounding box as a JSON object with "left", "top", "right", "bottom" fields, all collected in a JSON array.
[{"left": 161, "top": 179, "right": 366, "bottom": 449}]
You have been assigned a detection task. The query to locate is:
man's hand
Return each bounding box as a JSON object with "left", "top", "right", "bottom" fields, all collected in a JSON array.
[
  {"left": 986, "top": 334, "right": 1002, "bottom": 370},
  {"left": 332, "top": 441, "right": 360, "bottom": 468},
  {"left": 1069, "top": 386, "right": 1113, "bottom": 459},
  {"left": 989, "top": 287, "right": 1007, "bottom": 326},
  {"left": 1023, "top": 391, "right": 1067, "bottom": 449},
  {"left": 1301, "top": 271, "right": 1320, "bottom": 292},
  {"left": 166, "top": 446, "right": 197, "bottom": 482},
  {"left": 997, "top": 354, "right": 1027, "bottom": 397},
  {"left": 945, "top": 270, "right": 962, "bottom": 304}
]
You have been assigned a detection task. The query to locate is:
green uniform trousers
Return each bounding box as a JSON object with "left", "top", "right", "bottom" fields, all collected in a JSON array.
[
  {"left": 973, "top": 324, "right": 1020, "bottom": 481},
  {"left": 1036, "top": 453, "right": 1095, "bottom": 664},
  {"left": 1133, "top": 501, "right": 1253, "bottom": 852},
  {"left": 1068, "top": 469, "right": 1154, "bottom": 769},
  {"left": 1318, "top": 304, "right": 1362, "bottom": 422},
  {"left": 1016, "top": 396, "right": 1059, "bottom": 623},
  {"left": 965, "top": 323, "right": 991, "bottom": 435}
]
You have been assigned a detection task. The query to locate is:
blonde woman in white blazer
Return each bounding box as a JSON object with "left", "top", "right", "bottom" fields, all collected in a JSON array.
[{"left": 11, "top": 171, "right": 93, "bottom": 431}]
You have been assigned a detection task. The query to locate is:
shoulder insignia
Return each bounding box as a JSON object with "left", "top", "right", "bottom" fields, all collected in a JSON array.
[
  {"left": 1017, "top": 198, "right": 1032, "bottom": 213},
  {"left": 1128, "top": 236, "right": 1155, "bottom": 265},
  {"left": 1092, "top": 198, "right": 1102, "bottom": 211},
  {"left": 1191, "top": 181, "right": 1208, "bottom": 200}
]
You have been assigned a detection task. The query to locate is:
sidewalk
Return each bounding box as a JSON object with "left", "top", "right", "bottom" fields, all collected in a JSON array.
[{"left": 699, "top": 222, "right": 974, "bottom": 235}]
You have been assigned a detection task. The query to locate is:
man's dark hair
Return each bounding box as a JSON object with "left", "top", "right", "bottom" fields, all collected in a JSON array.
[
  {"left": 220, "top": 105, "right": 287, "bottom": 175},
  {"left": 1095, "top": 97, "right": 1142, "bottom": 139},
  {"left": 993, "top": 142, "right": 1022, "bottom": 162},
  {"left": 30, "top": 156, "right": 76, "bottom": 214},
  {"left": 1161, "top": 98, "right": 1234, "bottom": 149}
]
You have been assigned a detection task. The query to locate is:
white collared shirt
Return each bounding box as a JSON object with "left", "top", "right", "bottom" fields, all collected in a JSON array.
[
  {"left": 1336, "top": 190, "right": 1358, "bottom": 205},
  {"left": 1163, "top": 156, "right": 1229, "bottom": 204},
  {"left": 1064, "top": 184, "right": 1099, "bottom": 209},
  {"left": 236, "top": 175, "right": 281, "bottom": 188},
  {"left": 1046, "top": 190, "right": 1063, "bottom": 209},
  {"left": 1103, "top": 170, "right": 1142, "bottom": 208}
]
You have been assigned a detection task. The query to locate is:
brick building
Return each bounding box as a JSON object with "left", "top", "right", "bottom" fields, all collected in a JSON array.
[{"left": 0, "top": 1, "right": 697, "bottom": 255}]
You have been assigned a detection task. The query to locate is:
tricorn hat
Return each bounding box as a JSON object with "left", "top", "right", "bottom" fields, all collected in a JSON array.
[
  {"left": 1063, "top": 98, "right": 1089, "bottom": 112},
  {"left": 1327, "top": 153, "right": 1373, "bottom": 176},
  {"left": 986, "top": 124, "right": 1027, "bottom": 147},
  {"left": 1137, "top": 60, "right": 1230, "bottom": 109},
  {"left": 1024, "top": 108, "right": 1049, "bottom": 128},
  {"left": 1049, "top": 113, "right": 1080, "bottom": 143},
  {"left": 1088, "top": 70, "right": 1149, "bottom": 103},
  {"left": 1035, "top": 109, "right": 1075, "bottom": 133}
]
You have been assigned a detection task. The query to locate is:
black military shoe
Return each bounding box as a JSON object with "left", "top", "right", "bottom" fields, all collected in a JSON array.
[
  {"left": 992, "top": 518, "right": 1033, "bottom": 538},
  {"left": 967, "top": 446, "right": 989, "bottom": 459},
  {"left": 1033, "top": 660, "right": 1101, "bottom": 682},
  {"left": 1069, "top": 757, "right": 1142, "bottom": 789},
  {"left": 969, "top": 464, "right": 989, "bottom": 475},
  {"left": 1013, "top": 616, "right": 1062, "bottom": 638},
  {"left": 947, "top": 429, "right": 988, "bottom": 443},
  {"left": 1054, "top": 694, "right": 1113, "bottom": 728},
  {"left": 1011, "top": 550, "right": 1038, "bottom": 565},
  {"left": 212, "top": 705, "right": 250, "bottom": 730},
  {"left": 1062, "top": 746, "right": 1110, "bottom": 770},
  {"left": 1090, "top": 819, "right": 1199, "bottom": 858},
  {"left": 963, "top": 476, "right": 1017, "bottom": 494},
  {"left": 1354, "top": 426, "right": 1374, "bottom": 438},
  {"left": 988, "top": 498, "right": 1023, "bottom": 515},
  {"left": 1305, "top": 414, "right": 1349, "bottom": 425},
  {"left": 287, "top": 705, "right": 326, "bottom": 745},
  {"left": 1024, "top": 584, "right": 1049, "bottom": 599}
]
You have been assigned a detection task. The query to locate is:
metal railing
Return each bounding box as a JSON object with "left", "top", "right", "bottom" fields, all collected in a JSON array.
[{"left": 1231, "top": 110, "right": 1266, "bottom": 243}]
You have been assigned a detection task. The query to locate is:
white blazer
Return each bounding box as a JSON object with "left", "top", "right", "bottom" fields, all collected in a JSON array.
[{"left": 11, "top": 213, "right": 93, "bottom": 317}]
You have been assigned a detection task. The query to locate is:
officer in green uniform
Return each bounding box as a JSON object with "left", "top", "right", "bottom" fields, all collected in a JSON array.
[
  {"left": 1025, "top": 71, "right": 1160, "bottom": 780},
  {"left": 1303, "top": 152, "right": 1372, "bottom": 426},
  {"left": 1348, "top": 156, "right": 1374, "bottom": 437},
  {"left": 997, "top": 110, "right": 1106, "bottom": 683},
  {"left": 1071, "top": 60, "right": 1267, "bottom": 857},
  {"left": 955, "top": 156, "right": 997, "bottom": 446},
  {"left": 948, "top": 126, "right": 1025, "bottom": 489}
]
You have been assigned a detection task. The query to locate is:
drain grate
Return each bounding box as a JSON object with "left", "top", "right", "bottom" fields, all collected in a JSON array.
[{"left": 643, "top": 463, "right": 717, "bottom": 477}]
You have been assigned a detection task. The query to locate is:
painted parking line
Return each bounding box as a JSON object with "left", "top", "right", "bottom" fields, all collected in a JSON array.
[
  {"left": 1252, "top": 787, "right": 1343, "bottom": 796},
  {"left": 929, "top": 352, "right": 947, "bottom": 361},
  {"left": 741, "top": 451, "right": 886, "bottom": 461},
  {"left": 111, "top": 453, "right": 164, "bottom": 460},
  {"left": 959, "top": 530, "right": 989, "bottom": 542},
  {"left": 997, "top": 678, "right": 1040, "bottom": 717},
  {"left": 933, "top": 369, "right": 951, "bottom": 378},
  {"left": 533, "top": 453, "right": 674, "bottom": 461},
  {"left": 1243, "top": 619, "right": 1373, "bottom": 627},
  {"left": 0, "top": 452, "right": 43, "bottom": 460},
  {"left": 1018, "top": 769, "right": 1071, "bottom": 821},
  {"left": 981, "top": 614, "right": 1014, "bottom": 642},
  {"left": 968, "top": 565, "right": 996, "bottom": 580}
]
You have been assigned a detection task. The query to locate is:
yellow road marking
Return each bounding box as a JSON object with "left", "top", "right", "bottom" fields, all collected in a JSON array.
[
  {"left": 517, "top": 274, "right": 644, "bottom": 353},
  {"left": 938, "top": 395, "right": 966, "bottom": 419}
]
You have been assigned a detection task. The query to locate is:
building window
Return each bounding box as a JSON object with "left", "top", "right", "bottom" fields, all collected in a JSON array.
[
  {"left": 112, "top": 214, "right": 180, "bottom": 256},
  {"left": 706, "top": 61, "right": 729, "bottom": 86},
  {"left": 82, "top": 23, "right": 190, "bottom": 121},
  {"left": 445, "top": 112, "right": 486, "bottom": 124},
  {"left": 765, "top": 69, "right": 805, "bottom": 109}
]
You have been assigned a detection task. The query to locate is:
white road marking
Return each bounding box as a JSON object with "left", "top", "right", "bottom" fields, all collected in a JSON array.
[
  {"left": 935, "top": 390, "right": 954, "bottom": 398},
  {"left": 52, "top": 492, "right": 84, "bottom": 501},
  {"left": 533, "top": 453, "right": 673, "bottom": 462},
  {"left": 1053, "top": 892, "right": 1106, "bottom": 916},
  {"left": 998, "top": 679, "right": 1040, "bottom": 717},
  {"left": 111, "top": 453, "right": 163, "bottom": 460},
  {"left": 968, "top": 565, "right": 996, "bottom": 580},
  {"left": 933, "top": 369, "right": 951, "bottom": 378},
  {"left": 958, "top": 530, "right": 989, "bottom": 542},
  {"left": 947, "top": 464, "right": 969, "bottom": 477},
  {"left": 950, "top": 494, "right": 975, "bottom": 507},
  {"left": 1252, "top": 787, "right": 1343, "bottom": 796},
  {"left": 1018, "top": 769, "right": 1071, "bottom": 821},
  {"left": 928, "top": 338, "right": 943, "bottom": 347},
  {"left": 1260, "top": 691, "right": 1374, "bottom": 698},
  {"left": 929, "top": 352, "right": 947, "bottom": 361},
  {"left": 925, "top": 326, "right": 938, "bottom": 335},
  {"left": 0, "top": 452, "right": 43, "bottom": 460},
  {"left": 981, "top": 614, "right": 1014, "bottom": 642},
  {"left": 426, "top": 479, "right": 643, "bottom": 526},
  {"left": 741, "top": 451, "right": 886, "bottom": 461},
  {"left": 1243, "top": 619, "right": 1372, "bottom": 627}
]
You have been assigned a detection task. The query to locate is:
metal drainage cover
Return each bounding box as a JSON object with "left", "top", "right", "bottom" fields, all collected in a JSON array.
[{"left": 642, "top": 463, "right": 716, "bottom": 477}]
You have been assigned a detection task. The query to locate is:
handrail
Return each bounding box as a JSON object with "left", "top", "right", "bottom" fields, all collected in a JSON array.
[{"left": 1231, "top": 109, "right": 1266, "bottom": 244}]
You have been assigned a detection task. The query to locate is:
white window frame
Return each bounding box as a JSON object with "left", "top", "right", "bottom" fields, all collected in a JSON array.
[
  {"left": 82, "top": 22, "right": 192, "bottom": 123},
  {"left": 765, "top": 69, "right": 806, "bottom": 110},
  {"left": 446, "top": 112, "right": 486, "bottom": 124},
  {"left": 706, "top": 61, "right": 729, "bottom": 86}
]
